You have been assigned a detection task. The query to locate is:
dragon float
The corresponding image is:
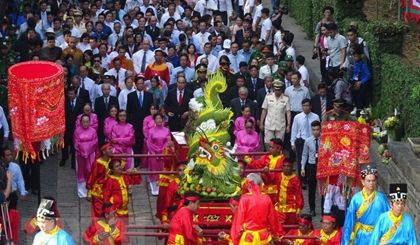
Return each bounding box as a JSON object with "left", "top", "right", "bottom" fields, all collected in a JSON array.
[{"left": 177, "top": 71, "right": 242, "bottom": 199}]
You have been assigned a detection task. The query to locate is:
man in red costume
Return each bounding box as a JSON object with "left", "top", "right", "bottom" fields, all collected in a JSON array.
[
  {"left": 24, "top": 196, "right": 63, "bottom": 237},
  {"left": 238, "top": 160, "right": 248, "bottom": 194},
  {"left": 218, "top": 195, "right": 241, "bottom": 243},
  {"left": 86, "top": 142, "right": 113, "bottom": 221},
  {"left": 283, "top": 214, "right": 316, "bottom": 245},
  {"left": 167, "top": 191, "right": 203, "bottom": 245},
  {"left": 160, "top": 161, "right": 186, "bottom": 227},
  {"left": 230, "top": 173, "right": 285, "bottom": 245},
  {"left": 156, "top": 146, "right": 177, "bottom": 221},
  {"left": 274, "top": 158, "right": 304, "bottom": 226},
  {"left": 312, "top": 214, "right": 342, "bottom": 245},
  {"left": 103, "top": 159, "right": 142, "bottom": 224},
  {"left": 83, "top": 203, "right": 129, "bottom": 245},
  {"left": 246, "top": 138, "right": 286, "bottom": 202},
  {"left": 144, "top": 49, "right": 170, "bottom": 85}
]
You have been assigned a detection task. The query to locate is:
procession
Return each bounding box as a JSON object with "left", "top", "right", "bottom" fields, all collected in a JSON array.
[{"left": 0, "top": 0, "right": 419, "bottom": 244}]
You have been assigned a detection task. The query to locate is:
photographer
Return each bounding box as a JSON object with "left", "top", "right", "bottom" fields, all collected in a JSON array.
[
  {"left": 0, "top": 167, "right": 12, "bottom": 205},
  {"left": 0, "top": 147, "right": 26, "bottom": 209}
]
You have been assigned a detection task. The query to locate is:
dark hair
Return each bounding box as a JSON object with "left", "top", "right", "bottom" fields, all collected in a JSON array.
[
  {"left": 80, "top": 114, "right": 90, "bottom": 123},
  {"left": 296, "top": 55, "right": 305, "bottom": 65},
  {"left": 239, "top": 61, "right": 248, "bottom": 68},
  {"left": 108, "top": 159, "right": 122, "bottom": 171},
  {"left": 183, "top": 191, "right": 200, "bottom": 206},
  {"left": 327, "top": 68, "right": 340, "bottom": 79},
  {"left": 283, "top": 32, "right": 294, "bottom": 46},
  {"left": 292, "top": 71, "right": 302, "bottom": 79},
  {"left": 283, "top": 157, "right": 294, "bottom": 164},
  {"left": 322, "top": 6, "right": 334, "bottom": 15},
  {"left": 236, "top": 75, "right": 245, "bottom": 81},
  {"left": 270, "top": 138, "right": 285, "bottom": 149},
  {"left": 0, "top": 147, "right": 10, "bottom": 158},
  {"left": 347, "top": 27, "right": 357, "bottom": 34},
  {"left": 150, "top": 103, "right": 158, "bottom": 110},
  {"left": 150, "top": 75, "right": 160, "bottom": 85},
  {"left": 187, "top": 44, "right": 197, "bottom": 54},
  {"left": 116, "top": 110, "right": 127, "bottom": 123},
  {"left": 153, "top": 112, "right": 164, "bottom": 120},
  {"left": 135, "top": 76, "right": 144, "bottom": 83},
  {"left": 351, "top": 43, "right": 363, "bottom": 55},
  {"left": 245, "top": 118, "right": 254, "bottom": 126},
  {"left": 241, "top": 104, "right": 251, "bottom": 112},
  {"left": 249, "top": 65, "right": 258, "bottom": 70},
  {"left": 261, "top": 8, "right": 270, "bottom": 16},
  {"left": 108, "top": 104, "right": 119, "bottom": 113},
  {"left": 301, "top": 214, "right": 313, "bottom": 222},
  {"left": 67, "top": 86, "right": 78, "bottom": 94},
  {"left": 326, "top": 23, "right": 338, "bottom": 31},
  {"left": 301, "top": 98, "right": 311, "bottom": 105},
  {"left": 318, "top": 82, "right": 328, "bottom": 90},
  {"left": 311, "top": 120, "right": 321, "bottom": 127},
  {"left": 219, "top": 55, "right": 230, "bottom": 64}
]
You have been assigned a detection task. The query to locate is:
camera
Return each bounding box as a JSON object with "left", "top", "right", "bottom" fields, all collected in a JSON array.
[
  {"left": 312, "top": 52, "right": 318, "bottom": 60},
  {"left": 279, "top": 7, "right": 288, "bottom": 15}
]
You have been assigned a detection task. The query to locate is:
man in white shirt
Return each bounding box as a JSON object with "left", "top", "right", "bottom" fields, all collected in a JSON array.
[
  {"left": 108, "top": 22, "right": 124, "bottom": 49},
  {"left": 252, "top": 0, "right": 263, "bottom": 31},
  {"left": 196, "top": 43, "right": 218, "bottom": 72},
  {"left": 0, "top": 106, "right": 9, "bottom": 147},
  {"left": 124, "top": 0, "right": 142, "bottom": 12},
  {"left": 291, "top": 99, "right": 320, "bottom": 190},
  {"left": 213, "top": 0, "right": 233, "bottom": 26},
  {"left": 259, "top": 53, "right": 278, "bottom": 79},
  {"left": 66, "top": 18, "right": 81, "bottom": 39},
  {"left": 243, "top": 0, "right": 254, "bottom": 15},
  {"left": 108, "top": 58, "right": 127, "bottom": 88},
  {"left": 133, "top": 39, "right": 155, "bottom": 74},
  {"left": 260, "top": 8, "right": 272, "bottom": 45},
  {"left": 195, "top": 0, "right": 217, "bottom": 17},
  {"left": 296, "top": 55, "right": 310, "bottom": 88},
  {"left": 118, "top": 76, "right": 136, "bottom": 110},
  {"left": 96, "top": 73, "right": 118, "bottom": 99},
  {"left": 160, "top": 4, "right": 181, "bottom": 28},
  {"left": 194, "top": 20, "right": 211, "bottom": 52},
  {"left": 78, "top": 66, "right": 97, "bottom": 104}
]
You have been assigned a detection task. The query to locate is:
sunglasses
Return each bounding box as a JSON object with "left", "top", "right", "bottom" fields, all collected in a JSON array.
[{"left": 94, "top": 60, "right": 101, "bottom": 62}]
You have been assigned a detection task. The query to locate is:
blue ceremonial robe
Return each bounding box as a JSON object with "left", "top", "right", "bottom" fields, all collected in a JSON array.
[
  {"left": 341, "top": 190, "right": 390, "bottom": 245},
  {"left": 369, "top": 212, "right": 418, "bottom": 245},
  {"left": 33, "top": 228, "right": 75, "bottom": 245}
]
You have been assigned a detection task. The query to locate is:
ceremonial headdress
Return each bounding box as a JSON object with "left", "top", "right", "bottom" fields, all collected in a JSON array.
[
  {"left": 389, "top": 183, "right": 407, "bottom": 202},
  {"left": 361, "top": 162, "right": 377, "bottom": 178},
  {"left": 37, "top": 198, "right": 59, "bottom": 220}
]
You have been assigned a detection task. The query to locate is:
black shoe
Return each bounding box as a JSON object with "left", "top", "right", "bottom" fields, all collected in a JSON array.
[
  {"left": 32, "top": 189, "right": 39, "bottom": 195},
  {"left": 301, "top": 184, "right": 307, "bottom": 190},
  {"left": 310, "top": 210, "right": 316, "bottom": 217},
  {"left": 59, "top": 160, "right": 66, "bottom": 166}
]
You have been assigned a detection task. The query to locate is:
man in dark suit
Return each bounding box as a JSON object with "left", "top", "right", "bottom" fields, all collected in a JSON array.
[
  {"left": 94, "top": 83, "right": 119, "bottom": 142},
  {"left": 235, "top": 62, "right": 250, "bottom": 81},
  {"left": 61, "top": 86, "right": 85, "bottom": 167},
  {"left": 311, "top": 82, "right": 333, "bottom": 120},
  {"left": 229, "top": 87, "right": 255, "bottom": 120},
  {"left": 164, "top": 76, "right": 194, "bottom": 132},
  {"left": 70, "top": 75, "right": 91, "bottom": 105},
  {"left": 245, "top": 65, "right": 265, "bottom": 101},
  {"left": 223, "top": 75, "right": 247, "bottom": 107},
  {"left": 126, "top": 76, "right": 154, "bottom": 164},
  {"left": 145, "top": 16, "right": 161, "bottom": 42}
]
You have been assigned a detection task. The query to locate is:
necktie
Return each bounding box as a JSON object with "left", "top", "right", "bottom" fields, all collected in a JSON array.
[
  {"left": 305, "top": 115, "right": 311, "bottom": 138},
  {"left": 201, "top": 34, "right": 205, "bottom": 48},
  {"left": 321, "top": 99, "right": 326, "bottom": 119},
  {"left": 178, "top": 90, "right": 183, "bottom": 105},
  {"left": 82, "top": 78, "right": 85, "bottom": 89},
  {"left": 141, "top": 52, "right": 147, "bottom": 72},
  {"left": 217, "top": 0, "right": 220, "bottom": 10},
  {"left": 139, "top": 92, "right": 143, "bottom": 107},
  {"left": 267, "top": 89, "right": 271, "bottom": 93},
  {"left": 105, "top": 97, "right": 108, "bottom": 111},
  {"left": 116, "top": 71, "right": 119, "bottom": 84},
  {"left": 71, "top": 100, "right": 75, "bottom": 111},
  {"left": 252, "top": 78, "right": 256, "bottom": 89},
  {"left": 241, "top": 100, "right": 245, "bottom": 106},
  {"left": 270, "top": 66, "right": 273, "bottom": 74},
  {"left": 315, "top": 138, "right": 319, "bottom": 163}
]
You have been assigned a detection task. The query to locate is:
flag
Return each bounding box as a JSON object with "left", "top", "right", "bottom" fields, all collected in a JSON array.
[{"left": 404, "top": 0, "right": 420, "bottom": 22}]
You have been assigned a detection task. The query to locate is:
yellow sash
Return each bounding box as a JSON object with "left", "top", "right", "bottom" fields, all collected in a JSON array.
[
  {"left": 349, "top": 188, "right": 376, "bottom": 245},
  {"left": 380, "top": 211, "right": 403, "bottom": 243},
  {"left": 319, "top": 229, "right": 338, "bottom": 245}
]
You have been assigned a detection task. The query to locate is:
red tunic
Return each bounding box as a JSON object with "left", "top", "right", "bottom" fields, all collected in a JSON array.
[
  {"left": 86, "top": 158, "right": 111, "bottom": 219},
  {"left": 160, "top": 178, "right": 181, "bottom": 222},
  {"left": 312, "top": 229, "right": 342, "bottom": 245},
  {"left": 144, "top": 62, "right": 170, "bottom": 86},
  {"left": 24, "top": 215, "right": 64, "bottom": 237},
  {"left": 156, "top": 148, "right": 177, "bottom": 220},
  {"left": 83, "top": 218, "right": 129, "bottom": 245},
  {"left": 167, "top": 207, "right": 201, "bottom": 245},
  {"left": 103, "top": 174, "right": 142, "bottom": 218},
  {"left": 283, "top": 229, "right": 316, "bottom": 245},
  {"left": 274, "top": 173, "right": 304, "bottom": 225},
  {"left": 230, "top": 188, "right": 285, "bottom": 245},
  {"left": 248, "top": 154, "right": 285, "bottom": 201}
]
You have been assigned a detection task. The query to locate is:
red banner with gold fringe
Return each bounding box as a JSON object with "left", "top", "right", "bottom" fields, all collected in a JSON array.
[
  {"left": 317, "top": 121, "right": 371, "bottom": 191},
  {"left": 8, "top": 61, "right": 65, "bottom": 160}
]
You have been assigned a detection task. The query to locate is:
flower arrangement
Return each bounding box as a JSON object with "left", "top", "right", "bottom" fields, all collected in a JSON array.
[
  {"left": 378, "top": 144, "right": 392, "bottom": 165},
  {"left": 384, "top": 116, "right": 399, "bottom": 130}
]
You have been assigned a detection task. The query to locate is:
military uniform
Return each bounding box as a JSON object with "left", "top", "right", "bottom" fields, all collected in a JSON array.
[
  {"left": 322, "top": 110, "right": 355, "bottom": 123},
  {"left": 262, "top": 90, "right": 290, "bottom": 143},
  {"left": 0, "top": 42, "right": 16, "bottom": 83},
  {"left": 249, "top": 51, "right": 265, "bottom": 68}
]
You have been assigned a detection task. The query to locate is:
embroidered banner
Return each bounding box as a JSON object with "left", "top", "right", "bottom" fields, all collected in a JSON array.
[
  {"left": 8, "top": 61, "right": 65, "bottom": 160},
  {"left": 403, "top": 0, "right": 420, "bottom": 22},
  {"left": 317, "top": 121, "right": 371, "bottom": 190}
]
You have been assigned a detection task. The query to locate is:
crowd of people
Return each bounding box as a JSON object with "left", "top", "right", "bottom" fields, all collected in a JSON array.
[{"left": 0, "top": 0, "right": 418, "bottom": 244}]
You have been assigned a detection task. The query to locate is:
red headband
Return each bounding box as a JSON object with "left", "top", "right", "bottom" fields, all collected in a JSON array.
[
  {"left": 271, "top": 141, "right": 283, "bottom": 149},
  {"left": 298, "top": 218, "right": 314, "bottom": 230},
  {"left": 185, "top": 196, "right": 199, "bottom": 201},
  {"left": 323, "top": 215, "right": 336, "bottom": 223},
  {"left": 103, "top": 205, "right": 116, "bottom": 213},
  {"left": 100, "top": 142, "right": 111, "bottom": 151},
  {"left": 229, "top": 198, "right": 239, "bottom": 206}
]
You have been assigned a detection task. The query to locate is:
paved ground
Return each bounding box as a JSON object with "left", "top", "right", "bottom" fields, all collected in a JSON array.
[{"left": 15, "top": 2, "right": 324, "bottom": 244}]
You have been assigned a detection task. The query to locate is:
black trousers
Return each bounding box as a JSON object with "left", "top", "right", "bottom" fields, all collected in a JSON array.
[
  {"left": 0, "top": 128, "right": 3, "bottom": 148},
  {"left": 62, "top": 138, "right": 75, "bottom": 167},
  {"left": 20, "top": 155, "right": 40, "bottom": 192},
  {"left": 306, "top": 163, "right": 318, "bottom": 210},
  {"left": 8, "top": 191, "right": 18, "bottom": 210},
  {"left": 295, "top": 138, "right": 306, "bottom": 185},
  {"left": 331, "top": 205, "right": 345, "bottom": 228},
  {"left": 286, "top": 111, "right": 299, "bottom": 161}
]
